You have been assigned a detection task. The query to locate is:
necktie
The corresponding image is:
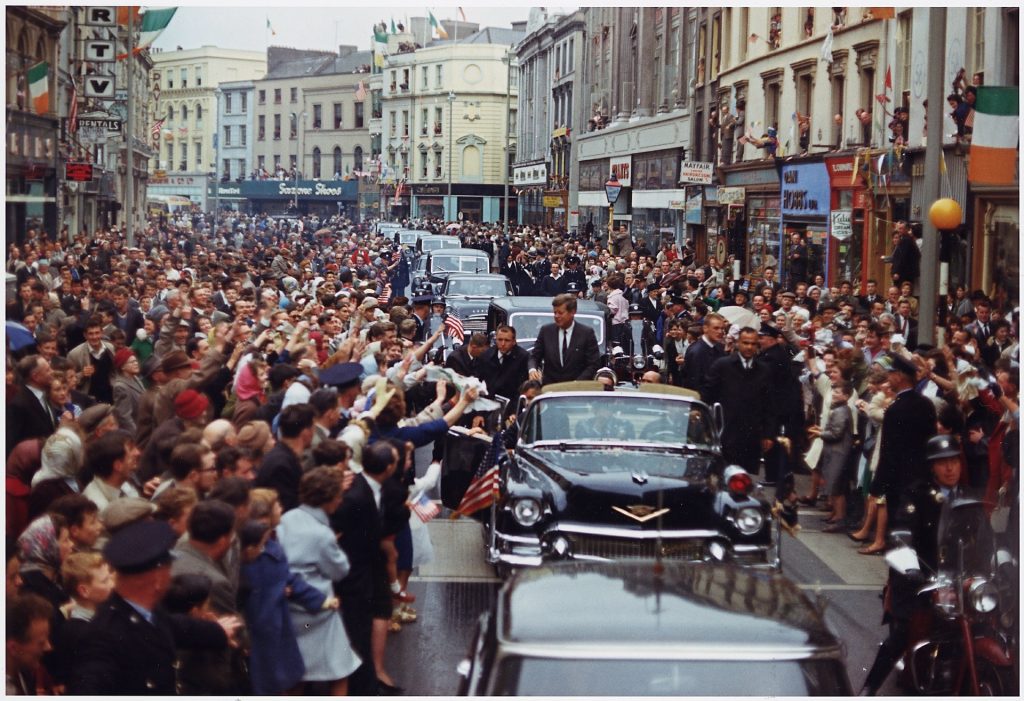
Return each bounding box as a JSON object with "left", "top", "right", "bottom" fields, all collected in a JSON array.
[
  {"left": 498, "top": 353, "right": 504, "bottom": 367},
  {"left": 561, "top": 329, "right": 569, "bottom": 365}
]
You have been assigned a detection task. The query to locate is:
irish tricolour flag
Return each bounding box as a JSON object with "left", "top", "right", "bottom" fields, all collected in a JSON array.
[
  {"left": 967, "top": 87, "right": 1019, "bottom": 186},
  {"left": 27, "top": 61, "right": 49, "bottom": 114}
]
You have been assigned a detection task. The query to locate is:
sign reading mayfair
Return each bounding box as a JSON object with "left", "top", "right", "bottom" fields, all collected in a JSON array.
[{"left": 678, "top": 160, "right": 713, "bottom": 184}]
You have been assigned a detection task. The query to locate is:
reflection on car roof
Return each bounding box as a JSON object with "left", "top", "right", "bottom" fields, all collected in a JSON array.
[
  {"left": 500, "top": 561, "right": 835, "bottom": 651},
  {"left": 539, "top": 382, "right": 699, "bottom": 399}
]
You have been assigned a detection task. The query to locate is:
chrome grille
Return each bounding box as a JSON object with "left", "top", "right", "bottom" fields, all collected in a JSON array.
[
  {"left": 566, "top": 535, "right": 705, "bottom": 561},
  {"left": 463, "top": 315, "right": 487, "bottom": 332}
]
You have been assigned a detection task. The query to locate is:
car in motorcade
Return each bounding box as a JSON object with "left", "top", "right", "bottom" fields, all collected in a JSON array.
[
  {"left": 484, "top": 381, "right": 779, "bottom": 574},
  {"left": 394, "top": 228, "right": 430, "bottom": 249},
  {"left": 376, "top": 221, "right": 403, "bottom": 237},
  {"left": 440, "top": 273, "right": 514, "bottom": 335},
  {"left": 485, "top": 296, "right": 611, "bottom": 358},
  {"left": 418, "top": 234, "right": 462, "bottom": 255},
  {"left": 456, "top": 560, "right": 851, "bottom": 696},
  {"left": 420, "top": 248, "right": 491, "bottom": 289}
]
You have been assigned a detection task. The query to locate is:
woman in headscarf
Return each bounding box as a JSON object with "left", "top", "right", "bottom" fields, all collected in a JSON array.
[
  {"left": 17, "top": 512, "right": 73, "bottom": 611},
  {"left": 7, "top": 439, "right": 44, "bottom": 539},
  {"left": 232, "top": 358, "right": 267, "bottom": 428},
  {"left": 28, "top": 427, "right": 85, "bottom": 521}
]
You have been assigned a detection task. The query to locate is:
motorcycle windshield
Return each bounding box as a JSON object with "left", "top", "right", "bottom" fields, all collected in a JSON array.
[
  {"left": 939, "top": 498, "right": 995, "bottom": 576},
  {"left": 629, "top": 320, "right": 646, "bottom": 354}
]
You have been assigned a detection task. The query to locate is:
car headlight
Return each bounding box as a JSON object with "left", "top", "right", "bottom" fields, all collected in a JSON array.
[
  {"left": 512, "top": 498, "right": 543, "bottom": 526},
  {"left": 967, "top": 577, "right": 999, "bottom": 613},
  {"left": 734, "top": 507, "right": 765, "bottom": 535}
]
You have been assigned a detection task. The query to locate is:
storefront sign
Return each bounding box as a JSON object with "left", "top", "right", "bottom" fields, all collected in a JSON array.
[
  {"left": 543, "top": 195, "right": 562, "bottom": 208},
  {"left": 684, "top": 191, "right": 703, "bottom": 224},
  {"left": 78, "top": 116, "right": 121, "bottom": 133},
  {"left": 65, "top": 162, "right": 94, "bottom": 181},
  {"left": 718, "top": 186, "right": 746, "bottom": 205},
  {"left": 150, "top": 174, "right": 202, "bottom": 186},
  {"left": 513, "top": 162, "right": 547, "bottom": 185},
  {"left": 668, "top": 200, "right": 686, "bottom": 210},
  {"left": 678, "top": 160, "right": 713, "bottom": 184},
  {"left": 781, "top": 162, "right": 830, "bottom": 218},
  {"left": 609, "top": 155, "right": 631, "bottom": 187},
  {"left": 825, "top": 156, "right": 865, "bottom": 188},
  {"left": 723, "top": 167, "right": 779, "bottom": 187},
  {"left": 830, "top": 209, "right": 853, "bottom": 240}
]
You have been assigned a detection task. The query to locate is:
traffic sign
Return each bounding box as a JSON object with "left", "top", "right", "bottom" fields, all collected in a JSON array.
[{"left": 65, "top": 162, "right": 95, "bottom": 182}]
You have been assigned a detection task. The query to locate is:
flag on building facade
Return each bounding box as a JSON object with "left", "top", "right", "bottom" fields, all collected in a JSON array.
[
  {"left": 355, "top": 80, "right": 367, "bottom": 101},
  {"left": 138, "top": 8, "right": 177, "bottom": 49},
  {"left": 868, "top": 7, "right": 896, "bottom": 20},
  {"left": 266, "top": 17, "right": 276, "bottom": 36},
  {"left": 373, "top": 24, "right": 388, "bottom": 68},
  {"left": 150, "top": 118, "right": 165, "bottom": 145},
  {"left": 444, "top": 308, "right": 465, "bottom": 341},
  {"left": 116, "top": 6, "right": 141, "bottom": 25},
  {"left": 390, "top": 17, "right": 397, "bottom": 34},
  {"left": 967, "top": 86, "right": 1019, "bottom": 186},
  {"left": 451, "top": 431, "right": 504, "bottom": 518},
  {"left": 429, "top": 11, "right": 448, "bottom": 39},
  {"left": 27, "top": 62, "right": 49, "bottom": 115},
  {"left": 68, "top": 78, "right": 78, "bottom": 133}
]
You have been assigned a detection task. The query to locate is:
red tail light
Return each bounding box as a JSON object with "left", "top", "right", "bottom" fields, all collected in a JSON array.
[{"left": 727, "top": 472, "right": 753, "bottom": 494}]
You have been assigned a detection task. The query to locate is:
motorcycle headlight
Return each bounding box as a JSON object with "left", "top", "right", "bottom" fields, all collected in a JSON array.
[
  {"left": 733, "top": 507, "right": 765, "bottom": 535},
  {"left": 967, "top": 578, "right": 999, "bottom": 614},
  {"left": 633, "top": 354, "right": 645, "bottom": 369},
  {"left": 512, "top": 498, "right": 543, "bottom": 526}
]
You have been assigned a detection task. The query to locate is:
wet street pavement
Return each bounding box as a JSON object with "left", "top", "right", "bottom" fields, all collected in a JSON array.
[{"left": 386, "top": 469, "right": 900, "bottom": 695}]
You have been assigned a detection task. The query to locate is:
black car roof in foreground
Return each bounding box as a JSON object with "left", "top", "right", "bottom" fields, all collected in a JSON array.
[{"left": 498, "top": 561, "right": 837, "bottom": 654}]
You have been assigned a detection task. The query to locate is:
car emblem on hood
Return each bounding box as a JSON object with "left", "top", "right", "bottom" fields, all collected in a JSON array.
[
  {"left": 631, "top": 470, "right": 649, "bottom": 485},
  {"left": 613, "top": 504, "right": 671, "bottom": 523}
]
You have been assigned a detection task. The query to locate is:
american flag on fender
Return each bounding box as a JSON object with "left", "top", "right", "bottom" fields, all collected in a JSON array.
[
  {"left": 411, "top": 492, "right": 440, "bottom": 523},
  {"left": 451, "top": 431, "right": 504, "bottom": 518},
  {"left": 444, "top": 308, "right": 465, "bottom": 342}
]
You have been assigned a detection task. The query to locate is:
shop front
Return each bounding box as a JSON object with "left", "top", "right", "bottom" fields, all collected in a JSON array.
[
  {"left": 207, "top": 183, "right": 248, "bottom": 213},
  {"left": 147, "top": 173, "right": 211, "bottom": 210},
  {"left": 824, "top": 153, "right": 871, "bottom": 289},
  {"left": 780, "top": 160, "right": 830, "bottom": 288},
  {"left": 217, "top": 179, "right": 358, "bottom": 217},
  {"left": 970, "top": 185, "right": 1019, "bottom": 311},
  {"left": 7, "top": 111, "right": 60, "bottom": 243},
  {"left": 411, "top": 184, "right": 444, "bottom": 220},
  {"left": 720, "top": 162, "right": 781, "bottom": 281},
  {"left": 864, "top": 149, "right": 911, "bottom": 287},
  {"left": 513, "top": 160, "right": 548, "bottom": 226}
]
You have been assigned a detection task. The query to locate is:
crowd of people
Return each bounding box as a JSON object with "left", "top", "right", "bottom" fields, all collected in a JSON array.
[{"left": 4, "top": 209, "right": 1018, "bottom": 695}]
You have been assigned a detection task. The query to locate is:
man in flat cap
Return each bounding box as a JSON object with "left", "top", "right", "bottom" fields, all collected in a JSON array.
[{"left": 69, "top": 520, "right": 237, "bottom": 695}]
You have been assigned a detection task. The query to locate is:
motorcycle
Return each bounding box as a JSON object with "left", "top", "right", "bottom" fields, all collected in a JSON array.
[
  {"left": 886, "top": 498, "right": 1017, "bottom": 696},
  {"left": 610, "top": 319, "right": 663, "bottom": 385}
]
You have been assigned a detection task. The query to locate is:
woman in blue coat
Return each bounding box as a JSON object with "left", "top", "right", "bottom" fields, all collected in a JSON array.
[{"left": 240, "top": 511, "right": 325, "bottom": 696}]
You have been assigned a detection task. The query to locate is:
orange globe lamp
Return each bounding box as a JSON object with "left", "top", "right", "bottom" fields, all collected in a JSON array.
[{"left": 928, "top": 198, "right": 963, "bottom": 230}]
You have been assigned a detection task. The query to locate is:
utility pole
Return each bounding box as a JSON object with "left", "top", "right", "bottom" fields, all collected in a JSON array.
[
  {"left": 502, "top": 50, "right": 512, "bottom": 237},
  {"left": 125, "top": 9, "right": 135, "bottom": 246},
  {"left": 213, "top": 88, "right": 222, "bottom": 218},
  {"left": 918, "top": 7, "right": 946, "bottom": 346},
  {"left": 447, "top": 90, "right": 455, "bottom": 222}
]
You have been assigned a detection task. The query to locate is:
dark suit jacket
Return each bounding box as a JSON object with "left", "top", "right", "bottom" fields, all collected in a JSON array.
[
  {"left": 639, "top": 296, "right": 662, "bottom": 324},
  {"left": 330, "top": 473, "right": 384, "bottom": 601},
  {"left": 70, "top": 593, "right": 227, "bottom": 695},
  {"left": 538, "top": 274, "right": 567, "bottom": 297},
  {"left": 114, "top": 307, "right": 145, "bottom": 340},
  {"left": 255, "top": 442, "right": 305, "bottom": 512},
  {"left": 528, "top": 321, "right": 601, "bottom": 385},
  {"left": 682, "top": 338, "right": 726, "bottom": 399},
  {"left": 7, "top": 386, "right": 56, "bottom": 456},
  {"left": 479, "top": 344, "right": 530, "bottom": 405},
  {"left": 875, "top": 389, "right": 936, "bottom": 508},
  {"left": 445, "top": 344, "right": 484, "bottom": 380},
  {"left": 703, "top": 354, "right": 776, "bottom": 470}
]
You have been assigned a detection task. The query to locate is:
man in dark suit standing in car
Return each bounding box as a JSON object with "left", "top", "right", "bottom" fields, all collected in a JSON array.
[
  {"left": 682, "top": 312, "right": 727, "bottom": 399},
  {"left": 703, "top": 326, "right": 775, "bottom": 473},
  {"left": 528, "top": 294, "right": 601, "bottom": 385}
]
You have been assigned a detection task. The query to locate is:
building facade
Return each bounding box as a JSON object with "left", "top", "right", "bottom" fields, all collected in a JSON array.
[
  {"left": 573, "top": 7, "right": 693, "bottom": 248},
  {"left": 377, "top": 23, "right": 523, "bottom": 223},
  {"left": 148, "top": 46, "right": 265, "bottom": 207},
  {"left": 513, "top": 8, "right": 585, "bottom": 228}
]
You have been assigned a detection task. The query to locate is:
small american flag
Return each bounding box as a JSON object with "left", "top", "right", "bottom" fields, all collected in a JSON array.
[
  {"left": 444, "top": 308, "right": 465, "bottom": 341},
  {"left": 378, "top": 283, "right": 392, "bottom": 306},
  {"left": 451, "top": 431, "right": 504, "bottom": 518},
  {"left": 355, "top": 80, "right": 367, "bottom": 101},
  {"left": 411, "top": 492, "right": 440, "bottom": 523},
  {"left": 151, "top": 117, "right": 164, "bottom": 144}
]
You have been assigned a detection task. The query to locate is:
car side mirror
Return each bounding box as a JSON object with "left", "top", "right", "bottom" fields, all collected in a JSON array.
[{"left": 713, "top": 402, "right": 725, "bottom": 440}]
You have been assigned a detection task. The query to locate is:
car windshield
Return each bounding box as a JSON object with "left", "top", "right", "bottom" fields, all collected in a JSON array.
[
  {"left": 510, "top": 313, "right": 604, "bottom": 346},
  {"left": 432, "top": 255, "right": 488, "bottom": 274},
  {"left": 494, "top": 657, "right": 848, "bottom": 696},
  {"left": 446, "top": 278, "right": 508, "bottom": 296},
  {"left": 398, "top": 232, "right": 420, "bottom": 245},
  {"left": 524, "top": 396, "right": 714, "bottom": 446},
  {"left": 421, "top": 238, "right": 459, "bottom": 251}
]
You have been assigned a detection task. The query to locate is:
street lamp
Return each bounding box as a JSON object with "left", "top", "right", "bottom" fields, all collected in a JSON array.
[
  {"left": 447, "top": 90, "right": 455, "bottom": 222},
  {"left": 605, "top": 172, "right": 622, "bottom": 238},
  {"left": 501, "top": 51, "right": 513, "bottom": 237},
  {"left": 213, "top": 88, "right": 222, "bottom": 219},
  {"left": 290, "top": 111, "right": 307, "bottom": 212}
]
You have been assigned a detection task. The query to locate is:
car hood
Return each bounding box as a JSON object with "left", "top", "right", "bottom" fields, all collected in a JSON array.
[
  {"left": 446, "top": 296, "right": 496, "bottom": 317},
  {"left": 512, "top": 448, "right": 721, "bottom": 529}
]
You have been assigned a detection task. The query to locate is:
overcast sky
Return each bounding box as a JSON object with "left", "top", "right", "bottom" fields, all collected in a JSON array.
[{"left": 151, "top": 2, "right": 561, "bottom": 55}]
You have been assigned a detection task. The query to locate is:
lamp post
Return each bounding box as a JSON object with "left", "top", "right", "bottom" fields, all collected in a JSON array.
[
  {"left": 605, "top": 172, "right": 622, "bottom": 241},
  {"left": 501, "top": 51, "right": 513, "bottom": 237},
  {"left": 447, "top": 90, "right": 455, "bottom": 222},
  {"left": 213, "top": 88, "right": 222, "bottom": 219},
  {"left": 290, "top": 111, "right": 307, "bottom": 212}
]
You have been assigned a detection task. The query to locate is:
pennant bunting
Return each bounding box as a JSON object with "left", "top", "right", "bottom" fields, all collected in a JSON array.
[
  {"left": 967, "top": 86, "right": 1019, "bottom": 185},
  {"left": 27, "top": 61, "right": 49, "bottom": 115}
]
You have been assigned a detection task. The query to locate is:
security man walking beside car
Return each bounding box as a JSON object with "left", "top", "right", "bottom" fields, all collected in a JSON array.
[
  {"left": 480, "top": 325, "right": 530, "bottom": 410},
  {"left": 528, "top": 294, "right": 601, "bottom": 385},
  {"left": 703, "top": 326, "right": 775, "bottom": 473}
]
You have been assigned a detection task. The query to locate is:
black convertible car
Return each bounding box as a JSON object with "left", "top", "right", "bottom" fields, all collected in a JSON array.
[{"left": 484, "top": 383, "right": 779, "bottom": 574}]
